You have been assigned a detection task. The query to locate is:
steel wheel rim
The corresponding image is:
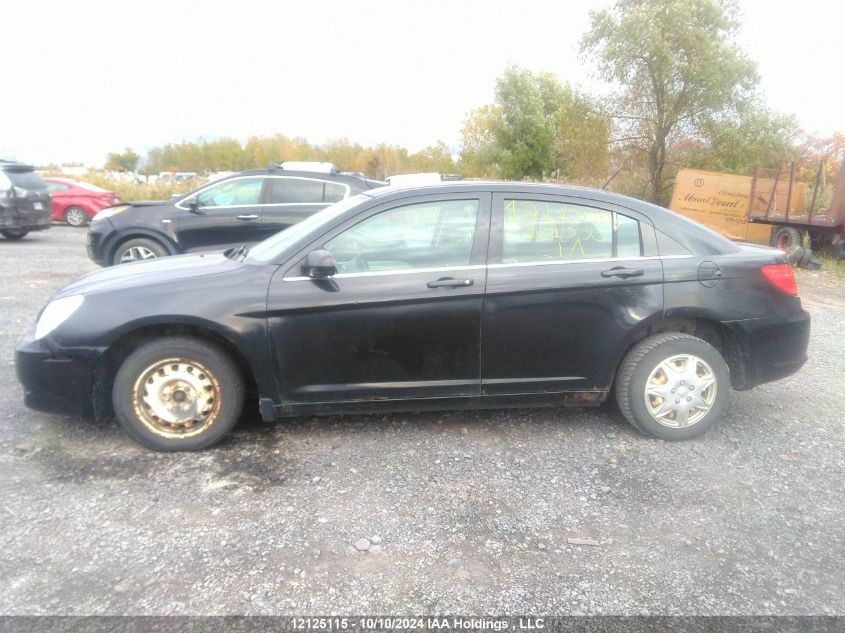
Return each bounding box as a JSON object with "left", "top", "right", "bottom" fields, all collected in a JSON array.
[
  {"left": 66, "top": 208, "right": 87, "bottom": 226},
  {"left": 120, "top": 246, "right": 157, "bottom": 263},
  {"left": 132, "top": 357, "right": 222, "bottom": 438},
  {"left": 643, "top": 353, "right": 717, "bottom": 428}
]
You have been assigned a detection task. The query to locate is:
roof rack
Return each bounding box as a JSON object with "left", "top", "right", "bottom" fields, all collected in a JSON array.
[
  {"left": 267, "top": 161, "right": 339, "bottom": 174},
  {"left": 385, "top": 172, "right": 466, "bottom": 186}
]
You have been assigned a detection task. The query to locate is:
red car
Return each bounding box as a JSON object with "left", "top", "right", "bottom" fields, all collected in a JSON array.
[{"left": 45, "top": 177, "right": 121, "bottom": 226}]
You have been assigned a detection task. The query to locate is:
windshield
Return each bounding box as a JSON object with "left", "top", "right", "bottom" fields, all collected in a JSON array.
[
  {"left": 5, "top": 169, "right": 47, "bottom": 191},
  {"left": 246, "top": 194, "right": 369, "bottom": 263}
]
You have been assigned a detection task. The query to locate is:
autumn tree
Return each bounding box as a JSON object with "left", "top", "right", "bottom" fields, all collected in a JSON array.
[
  {"left": 104, "top": 147, "right": 140, "bottom": 172},
  {"left": 459, "top": 105, "right": 503, "bottom": 178},
  {"left": 581, "top": 0, "right": 758, "bottom": 203},
  {"left": 408, "top": 142, "right": 456, "bottom": 174}
]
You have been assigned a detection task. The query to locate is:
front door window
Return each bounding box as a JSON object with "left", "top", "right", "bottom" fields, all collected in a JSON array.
[
  {"left": 324, "top": 199, "right": 479, "bottom": 273},
  {"left": 196, "top": 178, "right": 264, "bottom": 209}
]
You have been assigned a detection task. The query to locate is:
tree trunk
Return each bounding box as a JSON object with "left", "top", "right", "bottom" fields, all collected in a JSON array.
[{"left": 648, "top": 130, "right": 667, "bottom": 204}]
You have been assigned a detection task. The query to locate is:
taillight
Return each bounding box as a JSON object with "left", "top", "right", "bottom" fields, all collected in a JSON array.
[{"left": 761, "top": 263, "right": 798, "bottom": 296}]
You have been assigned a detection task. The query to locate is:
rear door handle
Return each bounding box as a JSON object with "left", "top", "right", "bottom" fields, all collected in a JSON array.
[
  {"left": 427, "top": 277, "right": 474, "bottom": 288},
  {"left": 601, "top": 266, "right": 644, "bottom": 279},
  {"left": 237, "top": 214, "right": 259, "bottom": 221}
]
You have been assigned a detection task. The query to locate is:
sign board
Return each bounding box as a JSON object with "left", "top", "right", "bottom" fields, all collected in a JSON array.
[{"left": 670, "top": 169, "right": 773, "bottom": 243}]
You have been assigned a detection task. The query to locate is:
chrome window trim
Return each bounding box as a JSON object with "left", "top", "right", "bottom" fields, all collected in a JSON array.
[
  {"left": 284, "top": 264, "right": 486, "bottom": 282},
  {"left": 175, "top": 175, "right": 350, "bottom": 211},
  {"left": 260, "top": 202, "right": 327, "bottom": 207},
  {"left": 183, "top": 202, "right": 328, "bottom": 210},
  {"left": 282, "top": 256, "right": 692, "bottom": 282},
  {"left": 487, "top": 254, "right": 691, "bottom": 269}
]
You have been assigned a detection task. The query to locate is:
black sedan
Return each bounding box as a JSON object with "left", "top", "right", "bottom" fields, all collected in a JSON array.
[{"left": 16, "top": 182, "right": 810, "bottom": 451}]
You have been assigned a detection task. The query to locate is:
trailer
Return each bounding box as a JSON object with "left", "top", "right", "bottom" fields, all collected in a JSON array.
[{"left": 747, "top": 159, "right": 845, "bottom": 258}]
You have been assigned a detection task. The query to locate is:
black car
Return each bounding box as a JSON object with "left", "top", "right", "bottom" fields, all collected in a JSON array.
[
  {"left": 17, "top": 182, "right": 810, "bottom": 451},
  {"left": 0, "top": 160, "right": 52, "bottom": 240},
  {"left": 86, "top": 162, "right": 384, "bottom": 266}
]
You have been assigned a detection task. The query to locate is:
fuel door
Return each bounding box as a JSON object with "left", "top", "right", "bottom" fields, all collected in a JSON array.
[{"left": 697, "top": 260, "right": 722, "bottom": 288}]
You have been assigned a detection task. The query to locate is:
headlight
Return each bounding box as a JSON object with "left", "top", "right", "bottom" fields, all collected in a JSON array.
[
  {"left": 35, "top": 295, "right": 84, "bottom": 340},
  {"left": 93, "top": 205, "right": 129, "bottom": 221}
]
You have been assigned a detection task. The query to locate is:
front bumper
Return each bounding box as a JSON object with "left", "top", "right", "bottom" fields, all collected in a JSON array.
[
  {"left": 86, "top": 220, "right": 114, "bottom": 266},
  {"left": 728, "top": 309, "right": 811, "bottom": 388},
  {"left": 15, "top": 330, "right": 101, "bottom": 419}
]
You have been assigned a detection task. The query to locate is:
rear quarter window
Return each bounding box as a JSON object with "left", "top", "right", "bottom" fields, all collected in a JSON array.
[{"left": 656, "top": 230, "right": 692, "bottom": 256}]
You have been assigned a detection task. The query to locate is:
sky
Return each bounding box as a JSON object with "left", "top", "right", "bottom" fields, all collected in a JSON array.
[{"left": 2, "top": 0, "right": 842, "bottom": 167}]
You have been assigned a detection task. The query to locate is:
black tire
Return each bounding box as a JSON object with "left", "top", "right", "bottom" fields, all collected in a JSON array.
[
  {"left": 770, "top": 227, "right": 803, "bottom": 251},
  {"left": 112, "top": 237, "right": 168, "bottom": 265},
  {"left": 798, "top": 246, "right": 814, "bottom": 269},
  {"left": 615, "top": 333, "right": 730, "bottom": 441},
  {"left": 803, "top": 255, "right": 822, "bottom": 271},
  {"left": 833, "top": 238, "right": 845, "bottom": 261},
  {"left": 784, "top": 245, "right": 804, "bottom": 265},
  {"left": 64, "top": 206, "right": 89, "bottom": 227},
  {"left": 112, "top": 336, "right": 244, "bottom": 451},
  {"left": 1, "top": 229, "right": 29, "bottom": 240}
]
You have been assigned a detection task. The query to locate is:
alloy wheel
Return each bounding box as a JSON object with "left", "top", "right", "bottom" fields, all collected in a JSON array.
[
  {"left": 120, "top": 246, "right": 157, "bottom": 263},
  {"left": 65, "top": 207, "right": 88, "bottom": 226},
  {"left": 643, "top": 354, "right": 717, "bottom": 428}
]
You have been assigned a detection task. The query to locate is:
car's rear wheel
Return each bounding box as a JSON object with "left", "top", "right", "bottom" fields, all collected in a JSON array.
[
  {"left": 1, "top": 229, "right": 29, "bottom": 240},
  {"left": 615, "top": 333, "right": 730, "bottom": 440},
  {"left": 112, "top": 336, "right": 244, "bottom": 451},
  {"left": 113, "top": 237, "right": 168, "bottom": 265},
  {"left": 64, "top": 206, "right": 89, "bottom": 227}
]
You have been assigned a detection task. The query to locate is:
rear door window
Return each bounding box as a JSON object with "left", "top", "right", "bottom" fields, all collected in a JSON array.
[
  {"left": 500, "top": 199, "right": 642, "bottom": 263},
  {"left": 269, "top": 178, "right": 326, "bottom": 204}
]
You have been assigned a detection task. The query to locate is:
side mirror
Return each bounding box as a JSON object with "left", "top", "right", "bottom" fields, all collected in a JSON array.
[
  {"left": 303, "top": 249, "right": 337, "bottom": 278},
  {"left": 184, "top": 197, "right": 203, "bottom": 213}
]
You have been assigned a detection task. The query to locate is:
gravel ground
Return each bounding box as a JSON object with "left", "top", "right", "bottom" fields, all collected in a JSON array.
[{"left": 1, "top": 226, "right": 843, "bottom": 616}]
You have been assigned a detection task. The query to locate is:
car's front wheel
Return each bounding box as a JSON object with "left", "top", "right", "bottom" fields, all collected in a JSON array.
[
  {"left": 1, "top": 229, "right": 29, "bottom": 240},
  {"left": 112, "top": 237, "right": 168, "bottom": 265},
  {"left": 615, "top": 333, "right": 730, "bottom": 440},
  {"left": 112, "top": 336, "right": 244, "bottom": 451}
]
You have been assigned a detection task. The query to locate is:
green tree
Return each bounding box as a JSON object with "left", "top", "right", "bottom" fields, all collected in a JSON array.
[
  {"left": 581, "top": 0, "right": 758, "bottom": 203},
  {"left": 493, "top": 66, "right": 557, "bottom": 179},
  {"left": 459, "top": 67, "right": 609, "bottom": 182},
  {"left": 685, "top": 105, "right": 801, "bottom": 174},
  {"left": 104, "top": 147, "right": 140, "bottom": 172}
]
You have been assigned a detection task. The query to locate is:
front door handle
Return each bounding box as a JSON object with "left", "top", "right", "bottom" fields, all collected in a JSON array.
[
  {"left": 601, "top": 266, "right": 644, "bottom": 279},
  {"left": 237, "top": 214, "right": 259, "bottom": 221},
  {"left": 427, "top": 277, "right": 474, "bottom": 288}
]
